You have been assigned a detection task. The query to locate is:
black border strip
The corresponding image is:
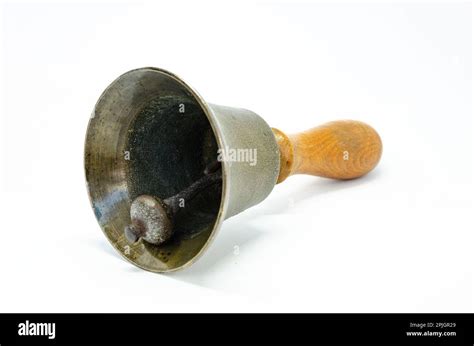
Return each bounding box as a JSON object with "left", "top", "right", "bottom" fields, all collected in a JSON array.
[{"left": 0, "top": 313, "right": 473, "bottom": 345}]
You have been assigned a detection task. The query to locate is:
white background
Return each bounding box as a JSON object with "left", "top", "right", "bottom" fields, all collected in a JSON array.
[{"left": 0, "top": 0, "right": 472, "bottom": 312}]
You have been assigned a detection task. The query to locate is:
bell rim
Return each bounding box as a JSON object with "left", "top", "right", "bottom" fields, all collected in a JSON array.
[{"left": 84, "top": 66, "right": 230, "bottom": 273}]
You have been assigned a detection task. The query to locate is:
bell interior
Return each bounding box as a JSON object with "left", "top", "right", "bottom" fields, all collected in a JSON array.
[{"left": 85, "top": 68, "right": 223, "bottom": 272}]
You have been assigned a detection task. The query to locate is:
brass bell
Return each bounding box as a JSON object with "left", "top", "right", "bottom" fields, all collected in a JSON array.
[{"left": 85, "top": 67, "right": 382, "bottom": 273}]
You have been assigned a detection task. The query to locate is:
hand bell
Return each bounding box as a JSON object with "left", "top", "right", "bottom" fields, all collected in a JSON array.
[{"left": 84, "top": 67, "right": 382, "bottom": 273}]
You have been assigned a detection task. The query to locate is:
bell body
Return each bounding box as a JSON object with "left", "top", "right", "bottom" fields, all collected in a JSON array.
[
  {"left": 85, "top": 67, "right": 279, "bottom": 272},
  {"left": 207, "top": 104, "right": 280, "bottom": 219}
]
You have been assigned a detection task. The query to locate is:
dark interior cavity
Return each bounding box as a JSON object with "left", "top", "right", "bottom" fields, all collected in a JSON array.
[{"left": 126, "top": 94, "right": 222, "bottom": 250}]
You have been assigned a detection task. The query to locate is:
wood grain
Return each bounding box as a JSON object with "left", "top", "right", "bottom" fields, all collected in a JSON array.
[{"left": 272, "top": 120, "right": 382, "bottom": 183}]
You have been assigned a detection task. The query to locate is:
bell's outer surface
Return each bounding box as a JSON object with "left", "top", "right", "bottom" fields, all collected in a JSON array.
[
  {"left": 209, "top": 103, "right": 280, "bottom": 219},
  {"left": 85, "top": 67, "right": 280, "bottom": 272}
]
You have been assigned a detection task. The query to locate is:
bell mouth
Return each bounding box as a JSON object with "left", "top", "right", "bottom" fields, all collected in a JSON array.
[{"left": 84, "top": 67, "right": 227, "bottom": 272}]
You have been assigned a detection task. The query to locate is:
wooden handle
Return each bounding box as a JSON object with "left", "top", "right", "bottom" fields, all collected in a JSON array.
[{"left": 272, "top": 120, "right": 382, "bottom": 183}]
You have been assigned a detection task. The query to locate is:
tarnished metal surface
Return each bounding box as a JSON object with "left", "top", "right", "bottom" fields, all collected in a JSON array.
[
  {"left": 208, "top": 104, "right": 280, "bottom": 218},
  {"left": 85, "top": 67, "right": 279, "bottom": 272},
  {"left": 128, "top": 195, "right": 174, "bottom": 245}
]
